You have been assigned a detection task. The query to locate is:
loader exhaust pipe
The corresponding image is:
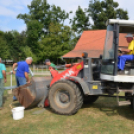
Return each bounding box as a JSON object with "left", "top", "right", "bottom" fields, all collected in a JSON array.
[
  {"left": 82, "top": 52, "right": 93, "bottom": 82},
  {"left": 83, "top": 58, "right": 93, "bottom": 82}
]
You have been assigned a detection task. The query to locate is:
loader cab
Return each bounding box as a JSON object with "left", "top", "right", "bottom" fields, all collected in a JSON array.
[{"left": 100, "top": 19, "right": 134, "bottom": 82}]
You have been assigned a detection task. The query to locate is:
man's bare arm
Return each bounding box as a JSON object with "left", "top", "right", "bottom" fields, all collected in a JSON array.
[
  {"left": 25, "top": 72, "right": 30, "bottom": 83},
  {"left": 2, "top": 70, "right": 6, "bottom": 83},
  {"left": 12, "top": 63, "right": 18, "bottom": 74},
  {"left": 119, "top": 48, "right": 131, "bottom": 53}
]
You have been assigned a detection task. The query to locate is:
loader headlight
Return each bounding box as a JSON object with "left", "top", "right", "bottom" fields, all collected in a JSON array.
[{"left": 82, "top": 52, "right": 88, "bottom": 58}]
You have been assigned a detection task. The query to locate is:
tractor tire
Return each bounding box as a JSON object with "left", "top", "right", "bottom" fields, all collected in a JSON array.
[
  {"left": 83, "top": 95, "right": 99, "bottom": 104},
  {"left": 48, "top": 80, "right": 83, "bottom": 115}
]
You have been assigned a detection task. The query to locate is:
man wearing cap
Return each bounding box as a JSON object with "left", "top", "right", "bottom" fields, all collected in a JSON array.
[
  {"left": 0, "top": 58, "right": 6, "bottom": 110},
  {"left": 118, "top": 33, "right": 134, "bottom": 70},
  {"left": 12, "top": 57, "right": 33, "bottom": 101},
  {"left": 44, "top": 59, "right": 57, "bottom": 70}
]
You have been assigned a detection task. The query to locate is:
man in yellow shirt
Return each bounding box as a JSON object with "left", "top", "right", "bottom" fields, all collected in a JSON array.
[{"left": 118, "top": 33, "right": 134, "bottom": 70}]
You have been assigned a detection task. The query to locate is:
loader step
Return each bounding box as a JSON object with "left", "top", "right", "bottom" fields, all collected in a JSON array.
[
  {"left": 118, "top": 101, "right": 131, "bottom": 106},
  {"left": 119, "top": 90, "right": 133, "bottom": 93}
]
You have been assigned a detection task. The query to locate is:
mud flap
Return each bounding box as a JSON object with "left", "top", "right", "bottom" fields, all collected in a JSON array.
[{"left": 67, "top": 76, "right": 90, "bottom": 95}]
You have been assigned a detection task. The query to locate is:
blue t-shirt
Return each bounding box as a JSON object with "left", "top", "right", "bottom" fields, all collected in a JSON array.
[
  {"left": 16, "top": 61, "right": 29, "bottom": 78},
  {"left": 0, "top": 63, "right": 6, "bottom": 79}
]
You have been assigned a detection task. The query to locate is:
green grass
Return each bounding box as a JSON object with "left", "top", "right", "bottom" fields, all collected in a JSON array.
[
  {"left": 0, "top": 94, "right": 134, "bottom": 134},
  {"left": 1, "top": 74, "right": 134, "bottom": 134},
  {"left": 5, "top": 74, "right": 16, "bottom": 87}
]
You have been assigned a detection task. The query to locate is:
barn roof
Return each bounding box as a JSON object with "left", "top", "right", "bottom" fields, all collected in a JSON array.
[{"left": 63, "top": 30, "right": 127, "bottom": 58}]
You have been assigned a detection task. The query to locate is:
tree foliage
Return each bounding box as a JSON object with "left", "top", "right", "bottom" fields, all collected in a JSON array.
[
  {"left": 0, "top": 31, "right": 9, "bottom": 59},
  {"left": 0, "top": 0, "right": 130, "bottom": 63},
  {"left": 71, "top": 6, "right": 90, "bottom": 35},
  {"left": 17, "top": 0, "right": 72, "bottom": 62},
  {"left": 22, "top": 46, "right": 37, "bottom": 63},
  {"left": 4, "top": 30, "right": 27, "bottom": 61},
  {"left": 38, "top": 22, "right": 75, "bottom": 61},
  {"left": 88, "top": 0, "right": 129, "bottom": 29}
]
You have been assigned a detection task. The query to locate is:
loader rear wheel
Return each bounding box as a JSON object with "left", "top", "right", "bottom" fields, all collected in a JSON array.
[
  {"left": 49, "top": 80, "right": 83, "bottom": 115},
  {"left": 83, "top": 95, "right": 99, "bottom": 104}
]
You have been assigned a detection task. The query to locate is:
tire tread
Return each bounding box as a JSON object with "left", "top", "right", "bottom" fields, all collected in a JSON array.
[{"left": 49, "top": 80, "right": 83, "bottom": 115}]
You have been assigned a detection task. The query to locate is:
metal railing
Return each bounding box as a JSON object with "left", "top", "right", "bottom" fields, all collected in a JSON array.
[{"left": 4, "top": 65, "right": 65, "bottom": 90}]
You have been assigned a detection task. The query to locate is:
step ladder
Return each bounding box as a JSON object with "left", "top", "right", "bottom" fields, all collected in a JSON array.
[{"left": 117, "top": 89, "right": 133, "bottom": 106}]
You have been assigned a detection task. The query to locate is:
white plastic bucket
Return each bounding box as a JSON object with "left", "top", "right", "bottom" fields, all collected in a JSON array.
[{"left": 11, "top": 106, "right": 25, "bottom": 120}]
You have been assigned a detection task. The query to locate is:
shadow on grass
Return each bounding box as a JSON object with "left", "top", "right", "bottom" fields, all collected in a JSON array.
[
  {"left": 9, "top": 96, "right": 134, "bottom": 121},
  {"left": 3, "top": 96, "right": 7, "bottom": 104},
  {"left": 82, "top": 103, "right": 117, "bottom": 116},
  {"left": 12, "top": 102, "right": 21, "bottom": 107},
  {"left": 11, "top": 101, "right": 53, "bottom": 114},
  {"left": 82, "top": 97, "right": 134, "bottom": 121}
]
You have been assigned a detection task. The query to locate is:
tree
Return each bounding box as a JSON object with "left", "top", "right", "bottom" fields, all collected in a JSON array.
[
  {"left": 88, "top": 0, "right": 129, "bottom": 29},
  {"left": 116, "top": 8, "right": 129, "bottom": 19},
  {"left": 17, "top": 0, "right": 71, "bottom": 62},
  {"left": 17, "top": 0, "right": 69, "bottom": 38},
  {"left": 22, "top": 46, "right": 37, "bottom": 63},
  {"left": 38, "top": 22, "right": 75, "bottom": 62},
  {"left": 71, "top": 6, "right": 90, "bottom": 35},
  {"left": 0, "top": 31, "right": 9, "bottom": 59},
  {"left": 4, "top": 30, "right": 27, "bottom": 61},
  {"left": 26, "top": 20, "right": 43, "bottom": 54}
]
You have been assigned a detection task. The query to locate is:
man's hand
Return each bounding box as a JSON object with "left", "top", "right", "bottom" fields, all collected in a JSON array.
[
  {"left": 27, "top": 80, "right": 31, "bottom": 84},
  {"left": 118, "top": 48, "right": 121, "bottom": 51},
  {"left": 13, "top": 71, "right": 16, "bottom": 74},
  {"left": 119, "top": 48, "right": 131, "bottom": 53},
  {"left": 25, "top": 72, "right": 30, "bottom": 84}
]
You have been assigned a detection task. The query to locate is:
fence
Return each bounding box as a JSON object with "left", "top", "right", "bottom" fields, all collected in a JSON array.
[
  {"left": 32, "top": 64, "right": 65, "bottom": 73},
  {"left": 4, "top": 64, "right": 65, "bottom": 90}
]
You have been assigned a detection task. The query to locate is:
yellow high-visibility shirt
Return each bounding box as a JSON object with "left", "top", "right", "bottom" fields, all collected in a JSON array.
[{"left": 128, "top": 40, "right": 134, "bottom": 55}]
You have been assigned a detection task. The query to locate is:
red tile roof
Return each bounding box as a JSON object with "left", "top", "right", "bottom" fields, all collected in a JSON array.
[{"left": 63, "top": 30, "right": 128, "bottom": 58}]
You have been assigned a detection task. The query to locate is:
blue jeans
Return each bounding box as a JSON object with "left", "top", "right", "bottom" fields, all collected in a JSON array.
[
  {"left": 16, "top": 76, "right": 27, "bottom": 87},
  {"left": 118, "top": 55, "right": 134, "bottom": 70},
  {"left": 13, "top": 76, "right": 27, "bottom": 100}
]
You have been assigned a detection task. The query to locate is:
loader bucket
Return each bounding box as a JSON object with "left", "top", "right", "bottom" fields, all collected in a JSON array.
[{"left": 12, "top": 77, "right": 52, "bottom": 109}]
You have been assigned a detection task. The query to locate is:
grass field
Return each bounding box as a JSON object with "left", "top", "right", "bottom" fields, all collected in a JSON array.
[{"left": 1, "top": 74, "right": 134, "bottom": 134}]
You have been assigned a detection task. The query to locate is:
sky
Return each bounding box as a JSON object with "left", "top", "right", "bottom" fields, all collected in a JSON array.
[{"left": 0, "top": 0, "right": 134, "bottom": 33}]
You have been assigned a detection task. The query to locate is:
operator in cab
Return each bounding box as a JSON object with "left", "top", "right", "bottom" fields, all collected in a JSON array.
[{"left": 118, "top": 33, "right": 134, "bottom": 71}]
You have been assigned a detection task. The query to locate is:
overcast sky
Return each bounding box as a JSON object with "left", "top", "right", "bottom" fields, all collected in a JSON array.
[{"left": 0, "top": 0, "right": 133, "bottom": 32}]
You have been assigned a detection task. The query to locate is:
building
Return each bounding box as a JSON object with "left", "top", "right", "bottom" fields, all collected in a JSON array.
[{"left": 63, "top": 30, "right": 128, "bottom": 59}]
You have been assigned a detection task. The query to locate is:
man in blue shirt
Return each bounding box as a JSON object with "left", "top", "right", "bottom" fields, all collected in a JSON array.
[
  {"left": 0, "top": 58, "right": 7, "bottom": 110},
  {"left": 12, "top": 57, "right": 33, "bottom": 101}
]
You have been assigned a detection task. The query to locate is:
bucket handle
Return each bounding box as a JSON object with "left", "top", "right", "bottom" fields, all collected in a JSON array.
[
  {"left": 9, "top": 102, "right": 17, "bottom": 109},
  {"left": 9, "top": 103, "right": 13, "bottom": 109}
]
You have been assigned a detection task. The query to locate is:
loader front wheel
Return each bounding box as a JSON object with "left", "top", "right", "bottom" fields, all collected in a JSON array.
[{"left": 49, "top": 80, "right": 83, "bottom": 115}]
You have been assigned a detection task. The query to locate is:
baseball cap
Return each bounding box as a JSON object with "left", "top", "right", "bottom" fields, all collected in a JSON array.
[
  {"left": 44, "top": 59, "right": 50, "bottom": 64},
  {"left": 125, "top": 33, "right": 133, "bottom": 38}
]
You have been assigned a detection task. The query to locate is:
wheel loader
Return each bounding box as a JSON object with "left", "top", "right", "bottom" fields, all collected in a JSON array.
[{"left": 13, "top": 19, "right": 134, "bottom": 115}]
